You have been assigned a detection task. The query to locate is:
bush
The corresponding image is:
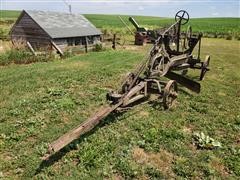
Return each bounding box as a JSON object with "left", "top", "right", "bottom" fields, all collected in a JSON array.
[
  {"left": 0, "top": 29, "right": 9, "bottom": 40},
  {"left": 62, "top": 50, "right": 73, "bottom": 59},
  {"left": 0, "top": 52, "right": 9, "bottom": 65},
  {"left": 94, "top": 43, "right": 104, "bottom": 52},
  {"left": 225, "top": 35, "right": 232, "bottom": 40},
  {"left": 0, "top": 49, "right": 55, "bottom": 66},
  {"left": 8, "top": 49, "right": 32, "bottom": 64}
]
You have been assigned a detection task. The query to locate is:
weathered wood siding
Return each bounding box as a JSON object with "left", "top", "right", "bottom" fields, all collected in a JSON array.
[
  {"left": 10, "top": 11, "right": 51, "bottom": 49},
  {"left": 52, "top": 39, "right": 68, "bottom": 51},
  {"left": 53, "top": 35, "right": 101, "bottom": 52}
]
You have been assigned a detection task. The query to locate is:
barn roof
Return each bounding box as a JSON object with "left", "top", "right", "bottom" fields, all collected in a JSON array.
[{"left": 24, "top": 10, "right": 102, "bottom": 39}]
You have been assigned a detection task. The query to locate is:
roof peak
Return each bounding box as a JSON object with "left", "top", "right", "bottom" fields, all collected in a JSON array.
[{"left": 24, "top": 10, "right": 80, "bottom": 16}]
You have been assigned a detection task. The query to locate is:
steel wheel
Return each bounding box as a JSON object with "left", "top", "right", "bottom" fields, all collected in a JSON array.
[{"left": 163, "top": 80, "right": 178, "bottom": 109}]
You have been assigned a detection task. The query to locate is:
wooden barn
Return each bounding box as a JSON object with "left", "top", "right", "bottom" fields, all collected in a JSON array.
[{"left": 10, "top": 10, "right": 102, "bottom": 55}]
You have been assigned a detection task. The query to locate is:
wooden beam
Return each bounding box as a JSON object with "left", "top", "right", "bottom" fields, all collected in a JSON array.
[
  {"left": 118, "top": 16, "right": 134, "bottom": 35},
  {"left": 51, "top": 40, "right": 63, "bottom": 56},
  {"left": 26, "top": 41, "right": 36, "bottom": 55},
  {"left": 43, "top": 101, "right": 123, "bottom": 160}
]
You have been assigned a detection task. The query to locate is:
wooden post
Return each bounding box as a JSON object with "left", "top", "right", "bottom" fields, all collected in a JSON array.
[
  {"left": 118, "top": 16, "right": 134, "bottom": 35},
  {"left": 85, "top": 37, "right": 88, "bottom": 53},
  {"left": 26, "top": 41, "right": 36, "bottom": 56},
  {"left": 51, "top": 40, "right": 63, "bottom": 56},
  {"left": 112, "top": 34, "right": 116, "bottom": 50}
]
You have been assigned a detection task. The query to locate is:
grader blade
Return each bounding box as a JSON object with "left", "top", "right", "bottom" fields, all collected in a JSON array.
[{"left": 165, "top": 71, "right": 201, "bottom": 93}]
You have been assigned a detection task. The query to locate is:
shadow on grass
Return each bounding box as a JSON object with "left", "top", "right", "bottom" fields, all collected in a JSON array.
[
  {"left": 35, "top": 110, "right": 127, "bottom": 175},
  {"left": 178, "top": 87, "right": 195, "bottom": 96}
]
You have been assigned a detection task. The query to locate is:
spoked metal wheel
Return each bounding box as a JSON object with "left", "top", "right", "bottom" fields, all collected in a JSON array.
[
  {"left": 150, "top": 54, "right": 170, "bottom": 77},
  {"left": 157, "top": 56, "right": 171, "bottom": 76},
  {"left": 163, "top": 80, "right": 178, "bottom": 109}
]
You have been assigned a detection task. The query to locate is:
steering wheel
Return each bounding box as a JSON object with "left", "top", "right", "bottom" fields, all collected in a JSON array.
[{"left": 175, "top": 10, "right": 189, "bottom": 25}]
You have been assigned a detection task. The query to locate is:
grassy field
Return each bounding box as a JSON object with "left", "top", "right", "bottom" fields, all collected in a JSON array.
[
  {"left": 0, "top": 38, "right": 239, "bottom": 179},
  {"left": 0, "top": 10, "right": 240, "bottom": 40}
]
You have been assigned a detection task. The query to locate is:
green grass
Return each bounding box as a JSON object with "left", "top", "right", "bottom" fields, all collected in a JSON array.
[
  {"left": 0, "top": 10, "right": 20, "bottom": 19},
  {"left": 0, "top": 38, "right": 239, "bottom": 178}
]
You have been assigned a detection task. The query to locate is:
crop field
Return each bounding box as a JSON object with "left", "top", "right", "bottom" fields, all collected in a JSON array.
[
  {"left": 85, "top": 14, "right": 240, "bottom": 38},
  {"left": 0, "top": 10, "right": 240, "bottom": 40},
  {"left": 0, "top": 38, "right": 239, "bottom": 178}
]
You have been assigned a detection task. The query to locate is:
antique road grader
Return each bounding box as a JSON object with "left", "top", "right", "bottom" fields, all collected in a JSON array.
[{"left": 43, "top": 10, "right": 210, "bottom": 160}]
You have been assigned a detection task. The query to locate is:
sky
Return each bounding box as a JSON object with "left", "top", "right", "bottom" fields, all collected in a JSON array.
[{"left": 1, "top": 0, "right": 239, "bottom": 18}]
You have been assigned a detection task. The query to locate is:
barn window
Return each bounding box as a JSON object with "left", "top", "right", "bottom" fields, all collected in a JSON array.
[
  {"left": 87, "top": 36, "right": 94, "bottom": 44},
  {"left": 75, "top": 38, "right": 82, "bottom": 46},
  {"left": 93, "top": 36, "right": 100, "bottom": 44},
  {"left": 67, "top": 39, "right": 73, "bottom": 46}
]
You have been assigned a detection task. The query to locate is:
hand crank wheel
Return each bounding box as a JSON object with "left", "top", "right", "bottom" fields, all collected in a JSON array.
[
  {"left": 175, "top": 10, "right": 189, "bottom": 25},
  {"left": 163, "top": 80, "right": 178, "bottom": 109}
]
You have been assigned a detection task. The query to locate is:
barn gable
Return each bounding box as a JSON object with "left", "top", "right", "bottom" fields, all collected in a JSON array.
[{"left": 10, "top": 10, "right": 51, "bottom": 48}]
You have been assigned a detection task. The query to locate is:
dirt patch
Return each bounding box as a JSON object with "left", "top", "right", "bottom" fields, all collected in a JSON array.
[
  {"left": 26, "top": 136, "right": 37, "bottom": 143},
  {"left": 217, "top": 92, "right": 226, "bottom": 96},
  {"left": 139, "top": 111, "right": 149, "bottom": 117},
  {"left": 210, "top": 158, "right": 229, "bottom": 177},
  {"left": 60, "top": 112, "right": 70, "bottom": 124},
  {"left": 182, "top": 125, "right": 194, "bottom": 134},
  {"left": 137, "top": 175, "right": 149, "bottom": 180},
  {"left": 132, "top": 147, "right": 175, "bottom": 177},
  {"left": 1, "top": 152, "right": 13, "bottom": 161},
  {"left": 111, "top": 174, "right": 124, "bottom": 180},
  {"left": 121, "top": 45, "right": 139, "bottom": 51}
]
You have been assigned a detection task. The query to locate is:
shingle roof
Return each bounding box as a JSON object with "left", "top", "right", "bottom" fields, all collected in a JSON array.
[{"left": 25, "top": 10, "right": 102, "bottom": 39}]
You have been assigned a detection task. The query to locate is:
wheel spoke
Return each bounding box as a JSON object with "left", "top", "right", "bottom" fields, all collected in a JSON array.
[{"left": 182, "top": 11, "right": 185, "bottom": 18}]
